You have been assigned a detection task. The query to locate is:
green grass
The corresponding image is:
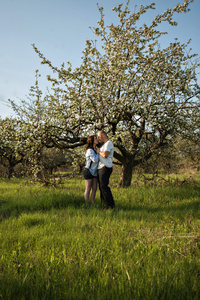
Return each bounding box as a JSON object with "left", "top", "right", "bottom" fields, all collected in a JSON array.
[{"left": 0, "top": 174, "right": 200, "bottom": 299}]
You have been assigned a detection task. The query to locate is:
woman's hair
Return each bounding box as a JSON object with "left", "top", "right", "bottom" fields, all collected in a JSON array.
[{"left": 86, "top": 135, "right": 96, "bottom": 151}]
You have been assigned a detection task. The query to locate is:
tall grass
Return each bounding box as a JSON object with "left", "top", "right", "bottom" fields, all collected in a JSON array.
[{"left": 0, "top": 173, "right": 200, "bottom": 299}]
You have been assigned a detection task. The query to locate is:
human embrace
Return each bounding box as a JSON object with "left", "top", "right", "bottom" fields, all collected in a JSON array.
[{"left": 83, "top": 130, "right": 115, "bottom": 209}]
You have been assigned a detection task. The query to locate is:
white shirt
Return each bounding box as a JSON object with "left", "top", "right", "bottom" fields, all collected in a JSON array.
[{"left": 98, "top": 140, "right": 114, "bottom": 169}]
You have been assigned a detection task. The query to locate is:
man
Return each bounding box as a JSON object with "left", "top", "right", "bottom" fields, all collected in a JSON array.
[{"left": 97, "top": 130, "right": 115, "bottom": 209}]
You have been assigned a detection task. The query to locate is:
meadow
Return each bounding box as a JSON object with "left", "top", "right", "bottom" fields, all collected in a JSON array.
[{"left": 0, "top": 171, "right": 200, "bottom": 299}]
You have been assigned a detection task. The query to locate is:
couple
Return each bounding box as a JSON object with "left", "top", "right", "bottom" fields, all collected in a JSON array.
[{"left": 83, "top": 130, "right": 115, "bottom": 209}]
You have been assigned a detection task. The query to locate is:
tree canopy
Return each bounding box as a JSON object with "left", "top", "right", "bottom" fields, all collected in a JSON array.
[{"left": 10, "top": 0, "right": 200, "bottom": 186}]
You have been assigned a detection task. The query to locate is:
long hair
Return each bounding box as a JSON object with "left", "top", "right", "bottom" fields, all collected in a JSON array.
[{"left": 86, "top": 135, "right": 96, "bottom": 151}]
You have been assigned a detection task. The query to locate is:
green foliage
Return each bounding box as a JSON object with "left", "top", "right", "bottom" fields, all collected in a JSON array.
[{"left": 0, "top": 174, "right": 200, "bottom": 299}]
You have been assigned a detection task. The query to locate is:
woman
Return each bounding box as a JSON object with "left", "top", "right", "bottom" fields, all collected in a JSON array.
[{"left": 83, "top": 135, "right": 99, "bottom": 204}]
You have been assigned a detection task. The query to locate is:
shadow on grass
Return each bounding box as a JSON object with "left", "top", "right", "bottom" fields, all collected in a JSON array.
[
  {"left": 115, "top": 199, "right": 200, "bottom": 219},
  {"left": 0, "top": 179, "right": 200, "bottom": 222},
  {"left": 0, "top": 200, "right": 197, "bottom": 222},
  {"left": 0, "top": 192, "right": 84, "bottom": 222}
]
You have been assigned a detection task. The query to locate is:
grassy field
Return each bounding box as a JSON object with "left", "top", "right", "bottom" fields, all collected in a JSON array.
[{"left": 0, "top": 172, "right": 200, "bottom": 299}]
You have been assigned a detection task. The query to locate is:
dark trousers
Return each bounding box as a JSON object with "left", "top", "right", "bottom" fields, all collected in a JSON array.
[{"left": 98, "top": 166, "right": 115, "bottom": 209}]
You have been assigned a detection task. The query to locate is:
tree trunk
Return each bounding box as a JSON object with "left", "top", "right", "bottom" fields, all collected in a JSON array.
[
  {"left": 119, "top": 161, "right": 135, "bottom": 188},
  {"left": 8, "top": 165, "right": 14, "bottom": 179}
]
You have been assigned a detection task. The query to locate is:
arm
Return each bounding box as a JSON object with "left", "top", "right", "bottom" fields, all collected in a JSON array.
[
  {"left": 96, "top": 141, "right": 113, "bottom": 158},
  {"left": 99, "top": 150, "right": 110, "bottom": 158}
]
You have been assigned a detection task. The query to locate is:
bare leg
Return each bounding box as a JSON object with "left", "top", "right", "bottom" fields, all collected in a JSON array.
[
  {"left": 90, "top": 178, "right": 98, "bottom": 204},
  {"left": 84, "top": 179, "right": 93, "bottom": 202}
]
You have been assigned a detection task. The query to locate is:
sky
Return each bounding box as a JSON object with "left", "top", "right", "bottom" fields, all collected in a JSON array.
[{"left": 0, "top": 0, "right": 200, "bottom": 119}]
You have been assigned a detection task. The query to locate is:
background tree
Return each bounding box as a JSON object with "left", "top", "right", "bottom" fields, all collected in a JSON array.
[
  {"left": 8, "top": 71, "right": 52, "bottom": 180},
  {"left": 9, "top": 71, "right": 86, "bottom": 180},
  {"left": 0, "top": 118, "right": 25, "bottom": 178},
  {"left": 12, "top": 0, "right": 200, "bottom": 187}
]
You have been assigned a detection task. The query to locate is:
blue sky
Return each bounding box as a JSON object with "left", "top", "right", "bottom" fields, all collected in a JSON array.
[{"left": 0, "top": 0, "right": 199, "bottom": 118}]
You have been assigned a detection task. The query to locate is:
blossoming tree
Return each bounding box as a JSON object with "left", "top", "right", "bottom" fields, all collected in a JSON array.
[{"left": 15, "top": 0, "right": 200, "bottom": 187}]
